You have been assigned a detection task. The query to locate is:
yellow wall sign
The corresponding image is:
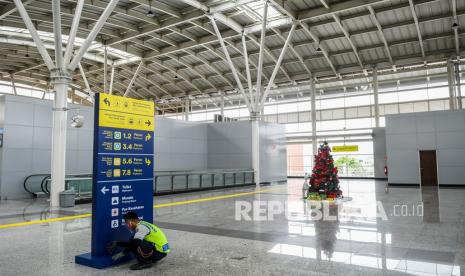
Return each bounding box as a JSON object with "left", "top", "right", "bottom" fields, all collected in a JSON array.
[
  {"left": 332, "top": 145, "right": 359, "bottom": 152},
  {"left": 98, "top": 94, "right": 154, "bottom": 131},
  {"left": 99, "top": 94, "right": 154, "bottom": 117}
]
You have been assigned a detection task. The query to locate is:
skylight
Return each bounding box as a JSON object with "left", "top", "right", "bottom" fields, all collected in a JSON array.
[
  {"left": 0, "top": 26, "right": 138, "bottom": 62},
  {"left": 239, "top": 1, "right": 283, "bottom": 22}
]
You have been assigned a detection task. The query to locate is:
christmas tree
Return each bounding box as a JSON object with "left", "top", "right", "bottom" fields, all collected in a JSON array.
[{"left": 307, "top": 142, "right": 342, "bottom": 200}]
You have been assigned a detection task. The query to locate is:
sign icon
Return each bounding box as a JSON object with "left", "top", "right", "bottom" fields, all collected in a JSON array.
[
  {"left": 111, "top": 197, "right": 119, "bottom": 205},
  {"left": 112, "top": 185, "right": 119, "bottom": 194},
  {"left": 111, "top": 208, "right": 119, "bottom": 217},
  {"left": 128, "top": 118, "right": 134, "bottom": 125},
  {"left": 103, "top": 98, "right": 110, "bottom": 106},
  {"left": 114, "top": 131, "right": 121, "bottom": 139},
  {"left": 114, "top": 143, "right": 121, "bottom": 150},
  {"left": 113, "top": 157, "right": 121, "bottom": 166},
  {"left": 145, "top": 120, "right": 152, "bottom": 126},
  {"left": 111, "top": 219, "right": 119, "bottom": 228},
  {"left": 145, "top": 133, "right": 152, "bottom": 141},
  {"left": 145, "top": 158, "right": 151, "bottom": 166},
  {"left": 100, "top": 186, "right": 109, "bottom": 195},
  {"left": 113, "top": 169, "right": 121, "bottom": 177}
]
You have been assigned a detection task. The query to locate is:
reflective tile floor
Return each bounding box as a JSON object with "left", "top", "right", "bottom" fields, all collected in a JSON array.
[{"left": 0, "top": 179, "right": 464, "bottom": 275}]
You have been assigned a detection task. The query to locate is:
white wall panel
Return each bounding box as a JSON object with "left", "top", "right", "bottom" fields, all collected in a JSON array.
[{"left": 386, "top": 110, "right": 465, "bottom": 186}]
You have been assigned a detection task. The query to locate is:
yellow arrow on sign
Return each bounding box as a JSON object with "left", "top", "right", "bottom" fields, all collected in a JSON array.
[
  {"left": 145, "top": 133, "right": 152, "bottom": 141},
  {"left": 145, "top": 158, "right": 151, "bottom": 166}
]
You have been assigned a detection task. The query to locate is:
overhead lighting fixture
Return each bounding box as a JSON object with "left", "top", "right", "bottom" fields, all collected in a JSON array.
[
  {"left": 147, "top": 0, "right": 155, "bottom": 17},
  {"left": 452, "top": 22, "right": 459, "bottom": 29},
  {"left": 316, "top": 46, "right": 322, "bottom": 52}
]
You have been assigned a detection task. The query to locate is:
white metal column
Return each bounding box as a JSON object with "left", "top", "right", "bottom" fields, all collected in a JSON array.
[
  {"left": 310, "top": 80, "right": 317, "bottom": 156},
  {"left": 11, "top": 74, "right": 18, "bottom": 95},
  {"left": 447, "top": 60, "right": 456, "bottom": 110},
  {"left": 50, "top": 69, "right": 70, "bottom": 207},
  {"left": 220, "top": 91, "right": 224, "bottom": 120},
  {"left": 103, "top": 45, "right": 108, "bottom": 93},
  {"left": 455, "top": 62, "right": 462, "bottom": 109},
  {"left": 109, "top": 66, "right": 115, "bottom": 95},
  {"left": 373, "top": 67, "right": 380, "bottom": 127},
  {"left": 252, "top": 118, "right": 260, "bottom": 186},
  {"left": 184, "top": 99, "right": 190, "bottom": 121}
]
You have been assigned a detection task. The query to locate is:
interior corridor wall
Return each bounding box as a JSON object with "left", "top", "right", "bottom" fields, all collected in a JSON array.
[
  {"left": 207, "top": 121, "right": 287, "bottom": 183},
  {"left": 154, "top": 117, "right": 207, "bottom": 171},
  {"left": 0, "top": 95, "right": 94, "bottom": 200},
  {"left": 0, "top": 95, "right": 286, "bottom": 199},
  {"left": 386, "top": 110, "right": 465, "bottom": 186}
]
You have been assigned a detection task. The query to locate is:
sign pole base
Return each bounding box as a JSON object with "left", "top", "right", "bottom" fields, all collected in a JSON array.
[{"left": 75, "top": 253, "right": 133, "bottom": 269}]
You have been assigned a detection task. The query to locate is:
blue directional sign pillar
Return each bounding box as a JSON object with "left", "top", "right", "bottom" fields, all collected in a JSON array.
[{"left": 76, "top": 94, "right": 155, "bottom": 269}]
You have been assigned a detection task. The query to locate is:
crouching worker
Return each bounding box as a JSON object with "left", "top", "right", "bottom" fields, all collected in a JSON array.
[{"left": 107, "top": 211, "right": 170, "bottom": 270}]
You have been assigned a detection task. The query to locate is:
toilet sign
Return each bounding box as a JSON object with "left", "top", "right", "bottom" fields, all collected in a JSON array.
[{"left": 76, "top": 94, "right": 155, "bottom": 269}]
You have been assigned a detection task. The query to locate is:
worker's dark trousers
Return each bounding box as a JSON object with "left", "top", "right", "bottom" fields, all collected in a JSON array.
[{"left": 118, "top": 240, "right": 167, "bottom": 264}]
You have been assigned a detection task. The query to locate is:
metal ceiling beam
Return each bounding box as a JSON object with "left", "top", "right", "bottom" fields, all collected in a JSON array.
[
  {"left": 52, "top": 0, "right": 63, "bottom": 68},
  {"left": 0, "top": 0, "right": 34, "bottom": 20},
  {"left": 367, "top": 5, "right": 395, "bottom": 71},
  {"left": 124, "top": 59, "right": 144, "bottom": 97},
  {"left": 244, "top": 0, "right": 391, "bottom": 34},
  {"left": 68, "top": 0, "right": 120, "bottom": 71},
  {"left": 209, "top": 15, "right": 252, "bottom": 111},
  {"left": 298, "top": 0, "right": 390, "bottom": 22},
  {"left": 78, "top": 62, "right": 94, "bottom": 101},
  {"left": 69, "top": 0, "right": 159, "bottom": 26},
  {"left": 299, "top": 22, "right": 338, "bottom": 77},
  {"left": 166, "top": 53, "right": 218, "bottom": 90},
  {"left": 408, "top": 0, "right": 426, "bottom": 63},
  {"left": 128, "top": 0, "right": 181, "bottom": 18},
  {"left": 183, "top": 48, "right": 234, "bottom": 87},
  {"left": 332, "top": 13, "right": 367, "bottom": 75},
  {"left": 118, "top": 67, "right": 173, "bottom": 97},
  {"left": 259, "top": 23, "right": 297, "bottom": 108},
  {"left": 63, "top": 0, "right": 84, "bottom": 67},
  {"left": 268, "top": 0, "right": 337, "bottom": 78},
  {"left": 242, "top": 34, "right": 254, "bottom": 108},
  {"left": 12, "top": 0, "right": 55, "bottom": 70},
  {"left": 151, "top": 59, "right": 203, "bottom": 94},
  {"left": 190, "top": 19, "right": 270, "bottom": 82},
  {"left": 272, "top": 27, "right": 311, "bottom": 76},
  {"left": 255, "top": 0, "right": 268, "bottom": 109}
]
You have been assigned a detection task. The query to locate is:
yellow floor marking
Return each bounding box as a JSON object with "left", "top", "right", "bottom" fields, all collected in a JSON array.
[
  {"left": 0, "top": 187, "right": 285, "bottom": 229},
  {"left": 0, "top": 214, "right": 91, "bottom": 229},
  {"left": 153, "top": 187, "right": 284, "bottom": 208}
]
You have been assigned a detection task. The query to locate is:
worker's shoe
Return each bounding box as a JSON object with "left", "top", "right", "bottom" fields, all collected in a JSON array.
[{"left": 130, "top": 262, "right": 152, "bottom": 270}]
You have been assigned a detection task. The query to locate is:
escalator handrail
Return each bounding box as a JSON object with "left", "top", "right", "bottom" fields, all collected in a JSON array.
[
  {"left": 23, "top": 174, "right": 50, "bottom": 196},
  {"left": 41, "top": 175, "right": 51, "bottom": 195}
]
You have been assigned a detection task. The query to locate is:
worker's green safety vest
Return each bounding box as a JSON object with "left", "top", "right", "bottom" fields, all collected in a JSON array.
[{"left": 139, "top": 221, "right": 170, "bottom": 253}]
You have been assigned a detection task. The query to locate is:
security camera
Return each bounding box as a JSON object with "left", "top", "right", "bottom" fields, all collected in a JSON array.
[{"left": 70, "top": 114, "right": 84, "bottom": 128}]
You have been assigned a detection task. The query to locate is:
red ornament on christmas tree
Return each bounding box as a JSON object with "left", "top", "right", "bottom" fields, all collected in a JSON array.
[{"left": 308, "top": 142, "right": 343, "bottom": 198}]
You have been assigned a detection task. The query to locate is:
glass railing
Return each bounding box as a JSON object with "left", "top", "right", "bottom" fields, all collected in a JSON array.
[
  {"left": 24, "top": 174, "right": 92, "bottom": 199},
  {"left": 154, "top": 169, "right": 255, "bottom": 194},
  {"left": 24, "top": 169, "right": 255, "bottom": 200}
]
